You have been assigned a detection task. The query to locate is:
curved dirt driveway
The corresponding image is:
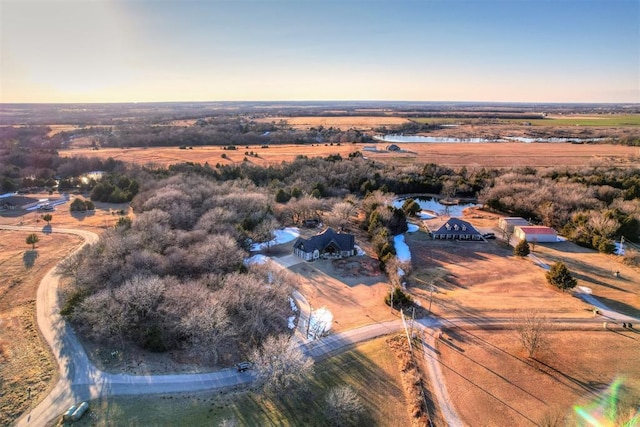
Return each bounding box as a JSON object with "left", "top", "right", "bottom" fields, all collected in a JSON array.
[
  {"left": 6, "top": 225, "right": 407, "bottom": 426},
  {"left": 8, "top": 224, "right": 636, "bottom": 426}
]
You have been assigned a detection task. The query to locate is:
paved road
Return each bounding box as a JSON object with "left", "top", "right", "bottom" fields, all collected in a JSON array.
[{"left": 6, "top": 224, "right": 638, "bottom": 426}]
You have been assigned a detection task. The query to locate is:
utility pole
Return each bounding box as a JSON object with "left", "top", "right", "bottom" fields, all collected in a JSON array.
[
  {"left": 429, "top": 283, "right": 435, "bottom": 314},
  {"left": 306, "top": 303, "right": 313, "bottom": 340}
]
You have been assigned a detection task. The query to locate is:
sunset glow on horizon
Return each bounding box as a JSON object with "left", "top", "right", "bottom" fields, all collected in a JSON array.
[{"left": 1, "top": 0, "right": 638, "bottom": 104}]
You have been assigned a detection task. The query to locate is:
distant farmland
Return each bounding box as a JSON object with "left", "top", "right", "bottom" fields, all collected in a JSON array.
[
  {"left": 60, "top": 142, "right": 640, "bottom": 168},
  {"left": 412, "top": 114, "right": 640, "bottom": 126}
]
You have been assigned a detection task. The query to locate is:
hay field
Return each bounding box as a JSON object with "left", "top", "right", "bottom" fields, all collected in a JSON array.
[
  {"left": 254, "top": 115, "right": 410, "bottom": 130},
  {"left": 61, "top": 141, "right": 640, "bottom": 168}
]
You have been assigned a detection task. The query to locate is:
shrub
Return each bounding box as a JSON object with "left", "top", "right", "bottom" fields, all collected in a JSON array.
[
  {"left": 622, "top": 249, "right": 640, "bottom": 267},
  {"left": 60, "top": 290, "right": 85, "bottom": 317},
  {"left": 514, "top": 239, "right": 530, "bottom": 257},
  {"left": 385, "top": 286, "right": 413, "bottom": 309},
  {"left": 402, "top": 198, "right": 421, "bottom": 217}
]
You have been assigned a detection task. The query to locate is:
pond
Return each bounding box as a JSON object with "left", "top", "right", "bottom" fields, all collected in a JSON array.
[
  {"left": 393, "top": 196, "right": 479, "bottom": 218},
  {"left": 375, "top": 134, "right": 605, "bottom": 144}
]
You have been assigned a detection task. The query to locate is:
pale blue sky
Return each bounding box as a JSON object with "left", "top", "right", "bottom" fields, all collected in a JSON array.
[{"left": 1, "top": 0, "right": 638, "bottom": 103}]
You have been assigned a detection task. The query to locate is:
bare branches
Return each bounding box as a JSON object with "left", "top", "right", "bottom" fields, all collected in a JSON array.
[
  {"left": 251, "top": 334, "right": 314, "bottom": 394},
  {"left": 514, "top": 309, "right": 552, "bottom": 358}
]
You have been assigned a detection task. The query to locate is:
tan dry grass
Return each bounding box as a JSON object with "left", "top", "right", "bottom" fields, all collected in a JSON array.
[
  {"left": 46, "top": 124, "right": 80, "bottom": 137},
  {"left": 60, "top": 142, "right": 640, "bottom": 169},
  {"left": 0, "top": 231, "right": 82, "bottom": 426},
  {"left": 254, "top": 115, "right": 410, "bottom": 130},
  {"left": 0, "top": 195, "right": 132, "bottom": 232},
  {"left": 436, "top": 329, "right": 640, "bottom": 426},
  {"left": 408, "top": 209, "right": 639, "bottom": 320}
]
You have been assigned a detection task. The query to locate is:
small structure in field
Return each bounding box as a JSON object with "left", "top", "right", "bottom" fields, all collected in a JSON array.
[
  {"left": 386, "top": 144, "right": 401, "bottom": 152},
  {"left": 498, "top": 217, "right": 530, "bottom": 233},
  {"left": 514, "top": 226, "right": 558, "bottom": 243},
  {"left": 293, "top": 227, "right": 356, "bottom": 261},
  {"left": 431, "top": 218, "right": 482, "bottom": 240}
]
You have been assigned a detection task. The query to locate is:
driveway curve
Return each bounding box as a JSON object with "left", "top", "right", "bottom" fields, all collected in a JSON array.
[{"left": 7, "top": 224, "right": 637, "bottom": 426}]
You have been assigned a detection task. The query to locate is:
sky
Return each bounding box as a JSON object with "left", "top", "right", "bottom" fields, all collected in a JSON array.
[{"left": 1, "top": 0, "right": 638, "bottom": 103}]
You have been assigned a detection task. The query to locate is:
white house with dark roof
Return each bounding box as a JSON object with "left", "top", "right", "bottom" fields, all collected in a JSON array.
[
  {"left": 293, "top": 227, "right": 356, "bottom": 261},
  {"left": 514, "top": 226, "right": 558, "bottom": 243},
  {"left": 431, "top": 218, "right": 483, "bottom": 240}
]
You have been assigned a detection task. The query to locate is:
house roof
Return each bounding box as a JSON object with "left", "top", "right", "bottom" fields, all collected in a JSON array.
[
  {"left": 501, "top": 217, "right": 529, "bottom": 224},
  {"left": 432, "top": 218, "right": 481, "bottom": 236},
  {"left": 293, "top": 227, "right": 355, "bottom": 253},
  {"left": 1, "top": 195, "right": 39, "bottom": 207},
  {"left": 516, "top": 226, "right": 556, "bottom": 235}
]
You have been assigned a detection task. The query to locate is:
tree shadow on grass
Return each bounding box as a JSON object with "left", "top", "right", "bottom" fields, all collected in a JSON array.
[
  {"left": 23, "top": 249, "right": 38, "bottom": 269},
  {"left": 234, "top": 347, "right": 385, "bottom": 426},
  {"left": 587, "top": 294, "right": 640, "bottom": 319}
]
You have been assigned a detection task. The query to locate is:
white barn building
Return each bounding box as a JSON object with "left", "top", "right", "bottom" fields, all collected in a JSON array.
[
  {"left": 498, "top": 217, "right": 530, "bottom": 233},
  {"left": 514, "top": 226, "right": 558, "bottom": 243}
]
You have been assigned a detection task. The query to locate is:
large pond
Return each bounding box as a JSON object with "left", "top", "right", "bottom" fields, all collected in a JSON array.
[
  {"left": 375, "top": 134, "right": 605, "bottom": 144},
  {"left": 393, "top": 196, "right": 479, "bottom": 218}
]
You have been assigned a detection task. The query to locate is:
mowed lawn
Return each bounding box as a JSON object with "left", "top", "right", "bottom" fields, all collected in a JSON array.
[{"left": 66, "top": 337, "right": 411, "bottom": 427}]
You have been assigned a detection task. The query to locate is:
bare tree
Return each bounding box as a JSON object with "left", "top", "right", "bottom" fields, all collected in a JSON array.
[
  {"left": 514, "top": 309, "right": 552, "bottom": 358},
  {"left": 325, "top": 385, "right": 365, "bottom": 426},
  {"left": 251, "top": 334, "right": 314, "bottom": 394}
]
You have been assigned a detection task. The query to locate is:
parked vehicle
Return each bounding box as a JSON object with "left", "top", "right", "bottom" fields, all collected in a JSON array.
[{"left": 236, "top": 361, "right": 252, "bottom": 372}]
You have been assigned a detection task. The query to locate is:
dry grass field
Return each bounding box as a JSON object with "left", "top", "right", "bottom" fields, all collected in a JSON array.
[
  {"left": 435, "top": 329, "right": 639, "bottom": 426},
  {"left": 404, "top": 208, "right": 639, "bottom": 426},
  {"left": 60, "top": 337, "right": 411, "bottom": 427},
  {"left": 60, "top": 141, "right": 640, "bottom": 169},
  {"left": 0, "top": 230, "right": 82, "bottom": 426},
  {"left": 408, "top": 209, "right": 639, "bottom": 320},
  {"left": 254, "top": 115, "right": 410, "bottom": 130},
  {"left": 0, "top": 196, "right": 132, "bottom": 231}
]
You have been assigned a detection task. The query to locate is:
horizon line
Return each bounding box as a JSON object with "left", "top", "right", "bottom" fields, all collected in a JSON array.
[{"left": 1, "top": 100, "right": 639, "bottom": 106}]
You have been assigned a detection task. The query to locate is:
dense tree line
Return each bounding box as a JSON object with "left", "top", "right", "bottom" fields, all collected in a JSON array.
[
  {"left": 60, "top": 175, "right": 293, "bottom": 361},
  {"left": 480, "top": 166, "right": 640, "bottom": 248},
  {"left": 0, "top": 125, "right": 130, "bottom": 192}
]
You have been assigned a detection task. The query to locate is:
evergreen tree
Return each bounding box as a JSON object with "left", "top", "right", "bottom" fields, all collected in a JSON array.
[
  {"left": 514, "top": 239, "right": 530, "bottom": 257},
  {"left": 546, "top": 262, "right": 577, "bottom": 292},
  {"left": 26, "top": 233, "right": 39, "bottom": 249}
]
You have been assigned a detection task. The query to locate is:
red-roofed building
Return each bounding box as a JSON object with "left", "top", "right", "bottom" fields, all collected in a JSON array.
[{"left": 514, "top": 226, "right": 558, "bottom": 243}]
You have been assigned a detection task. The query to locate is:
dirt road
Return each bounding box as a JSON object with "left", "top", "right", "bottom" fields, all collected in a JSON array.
[{"left": 6, "top": 224, "right": 637, "bottom": 426}]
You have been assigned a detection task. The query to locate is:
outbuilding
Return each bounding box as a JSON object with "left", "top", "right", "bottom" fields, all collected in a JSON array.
[
  {"left": 498, "top": 217, "right": 530, "bottom": 233},
  {"left": 514, "top": 226, "right": 558, "bottom": 243}
]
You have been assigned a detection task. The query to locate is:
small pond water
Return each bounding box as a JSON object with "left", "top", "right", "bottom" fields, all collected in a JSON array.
[
  {"left": 375, "top": 134, "right": 605, "bottom": 144},
  {"left": 393, "top": 196, "right": 479, "bottom": 218}
]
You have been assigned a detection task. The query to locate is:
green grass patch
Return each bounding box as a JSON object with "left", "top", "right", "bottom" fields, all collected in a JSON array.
[
  {"left": 505, "top": 115, "right": 640, "bottom": 126},
  {"left": 68, "top": 337, "right": 410, "bottom": 427},
  {"left": 412, "top": 115, "right": 640, "bottom": 126}
]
